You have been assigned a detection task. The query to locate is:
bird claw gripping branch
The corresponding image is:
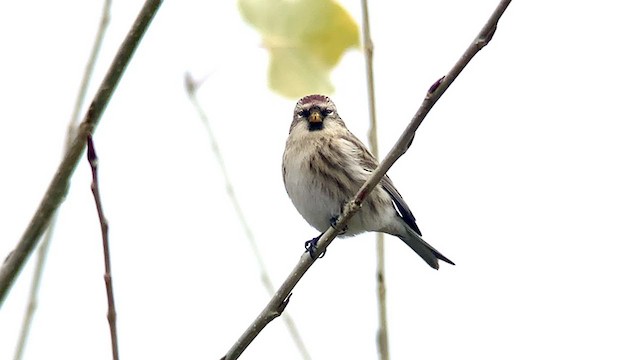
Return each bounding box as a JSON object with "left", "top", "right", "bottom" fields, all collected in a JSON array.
[{"left": 304, "top": 235, "right": 325, "bottom": 259}]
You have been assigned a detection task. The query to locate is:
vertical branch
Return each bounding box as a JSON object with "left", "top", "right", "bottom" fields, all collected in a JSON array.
[
  {"left": 87, "top": 135, "right": 119, "bottom": 360},
  {"left": 0, "top": 0, "right": 163, "bottom": 307},
  {"left": 13, "top": 2, "right": 112, "bottom": 358},
  {"left": 185, "top": 76, "right": 311, "bottom": 360},
  {"left": 360, "top": 1, "right": 389, "bottom": 359}
]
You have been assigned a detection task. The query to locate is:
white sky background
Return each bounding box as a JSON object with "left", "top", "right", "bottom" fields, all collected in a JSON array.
[{"left": 1, "top": 0, "right": 639, "bottom": 359}]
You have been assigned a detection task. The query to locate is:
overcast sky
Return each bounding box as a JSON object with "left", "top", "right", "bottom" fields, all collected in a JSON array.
[{"left": 1, "top": 1, "right": 639, "bottom": 359}]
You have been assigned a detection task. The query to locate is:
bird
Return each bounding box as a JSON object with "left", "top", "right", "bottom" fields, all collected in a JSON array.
[{"left": 282, "top": 94, "right": 454, "bottom": 270}]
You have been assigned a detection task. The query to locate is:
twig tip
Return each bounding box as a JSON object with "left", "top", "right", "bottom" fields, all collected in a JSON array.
[
  {"left": 87, "top": 135, "right": 98, "bottom": 166},
  {"left": 428, "top": 76, "right": 446, "bottom": 95},
  {"left": 184, "top": 72, "right": 197, "bottom": 96}
]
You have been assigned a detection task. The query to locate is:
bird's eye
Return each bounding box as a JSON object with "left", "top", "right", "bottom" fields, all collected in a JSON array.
[
  {"left": 298, "top": 109, "right": 312, "bottom": 117},
  {"left": 323, "top": 109, "right": 333, "bottom": 116}
]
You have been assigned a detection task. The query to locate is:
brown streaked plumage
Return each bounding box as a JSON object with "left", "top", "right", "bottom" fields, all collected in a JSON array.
[{"left": 282, "top": 94, "right": 454, "bottom": 269}]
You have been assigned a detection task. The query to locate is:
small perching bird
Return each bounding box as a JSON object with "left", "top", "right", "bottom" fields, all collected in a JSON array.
[{"left": 282, "top": 94, "right": 454, "bottom": 270}]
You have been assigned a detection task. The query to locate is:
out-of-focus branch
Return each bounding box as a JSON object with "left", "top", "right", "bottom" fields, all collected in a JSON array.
[
  {"left": 12, "top": 222, "right": 55, "bottom": 360},
  {"left": 13, "top": 2, "right": 113, "bottom": 358},
  {"left": 359, "top": 1, "right": 389, "bottom": 359},
  {"left": 185, "top": 75, "right": 311, "bottom": 360},
  {"left": 68, "top": 0, "right": 113, "bottom": 139},
  {"left": 87, "top": 135, "right": 120, "bottom": 360},
  {"left": 222, "top": 1, "right": 512, "bottom": 358},
  {"left": 0, "top": 0, "right": 163, "bottom": 307}
]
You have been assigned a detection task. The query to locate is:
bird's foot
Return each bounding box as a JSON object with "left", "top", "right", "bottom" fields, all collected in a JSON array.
[
  {"left": 305, "top": 235, "right": 325, "bottom": 259},
  {"left": 330, "top": 215, "right": 347, "bottom": 235}
]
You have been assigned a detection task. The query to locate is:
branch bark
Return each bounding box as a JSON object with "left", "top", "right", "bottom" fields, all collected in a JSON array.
[
  {"left": 360, "top": 0, "right": 389, "bottom": 358},
  {"left": 87, "top": 135, "right": 120, "bottom": 360},
  {"left": 222, "top": 0, "right": 512, "bottom": 358},
  {"left": 0, "top": 0, "right": 163, "bottom": 307}
]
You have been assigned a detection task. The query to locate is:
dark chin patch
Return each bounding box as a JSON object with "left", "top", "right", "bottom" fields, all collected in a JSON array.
[{"left": 308, "top": 122, "right": 323, "bottom": 131}]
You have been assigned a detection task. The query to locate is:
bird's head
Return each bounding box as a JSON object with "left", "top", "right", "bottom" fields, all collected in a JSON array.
[{"left": 290, "top": 94, "right": 344, "bottom": 133}]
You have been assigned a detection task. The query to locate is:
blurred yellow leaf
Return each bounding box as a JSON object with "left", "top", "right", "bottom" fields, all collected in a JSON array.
[{"left": 239, "top": 0, "right": 360, "bottom": 98}]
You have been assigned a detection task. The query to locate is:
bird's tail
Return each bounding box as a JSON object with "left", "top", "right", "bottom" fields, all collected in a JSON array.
[{"left": 398, "top": 227, "right": 455, "bottom": 270}]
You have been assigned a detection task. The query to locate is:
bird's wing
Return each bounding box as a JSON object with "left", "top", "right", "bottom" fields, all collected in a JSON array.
[
  {"left": 345, "top": 130, "right": 423, "bottom": 236},
  {"left": 379, "top": 176, "right": 422, "bottom": 236}
]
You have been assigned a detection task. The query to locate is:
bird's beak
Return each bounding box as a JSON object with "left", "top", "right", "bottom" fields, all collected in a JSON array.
[{"left": 309, "top": 109, "right": 322, "bottom": 124}]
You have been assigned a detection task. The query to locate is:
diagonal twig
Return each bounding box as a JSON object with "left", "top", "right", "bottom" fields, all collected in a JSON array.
[
  {"left": 0, "top": 0, "right": 163, "bottom": 307},
  {"left": 67, "top": 0, "right": 114, "bottom": 140},
  {"left": 13, "top": 2, "right": 113, "bottom": 358},
  {"left": 222, "top": 0, "right": 512, "bottom": 358},
  {"left": 87, "top": 135, "right": 120, "bottom": 360},
  {"left": 185, "top": 75, "right": 311, "bottom": 360},
  {"left": 359, "top": 1, "right": 389, "bottom": 359}
]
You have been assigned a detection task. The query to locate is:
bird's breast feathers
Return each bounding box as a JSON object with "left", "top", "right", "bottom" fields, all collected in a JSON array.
[{"left": 284, "top": 148, "right": 341, "bottom": 232}]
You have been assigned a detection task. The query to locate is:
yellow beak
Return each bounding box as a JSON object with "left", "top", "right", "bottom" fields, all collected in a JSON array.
[{"left": 309, "top": 109, "right": 322, "bottom": 123}]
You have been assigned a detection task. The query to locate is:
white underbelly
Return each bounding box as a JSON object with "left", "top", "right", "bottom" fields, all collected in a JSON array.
[
  {"left": 286, "top": 169, "right": 341, "bottom": 232},
  {"left": 285, "top": 167, "right": 396, "bottom": 236}
]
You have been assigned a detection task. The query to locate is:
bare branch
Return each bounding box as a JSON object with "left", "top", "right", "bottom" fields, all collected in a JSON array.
[
  {"left": 68, "top": 0, "right": 113, "bottom": 138},
  {"left": 13, "top": 2, "right": 113, "bottom": 358},
  {"left": 12, "top": 223, "right": 55, "bottom": 360},
  {"left": 185, "top": 75, "right": 311, "bottom": 360},
  {"left": 0, "top": 0, "right": 163, "bottom": 307},
  {"left": 87, "top": 135, "right": 120, "bottom": 360},
  {"left": 359, "top": 0, "right": 389, "bottom": 358},
  {"left": 222, "top": 0, "right": 512, "bottom": 358}
]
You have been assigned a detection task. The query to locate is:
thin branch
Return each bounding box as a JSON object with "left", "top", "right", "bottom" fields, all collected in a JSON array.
[
  {"left": 13, "top": 2, "right": 113, "bottom": 358},
  {"left": 0, "top": 0, "right": 163, "bottom": 307},
  {"left": 222, "top": 0, "right": 512, "bottom": 358},
  {"left": 68, "top": 0, "right": 113, "bottom": 137},
  {"left": 184, "top": 75, "right": 311, "bottom": 360},
  {"left": 359, "top": 1, "right": 389, "bottom": 359},
  {"left": 361, "top": 4, "right": 379, "bottom": 159},
  {"left": 87, "top": 135, "right": 120, "bottom": 360},
  {"left": 12, "top": 221, "right": 55, "bottom": 360}
]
